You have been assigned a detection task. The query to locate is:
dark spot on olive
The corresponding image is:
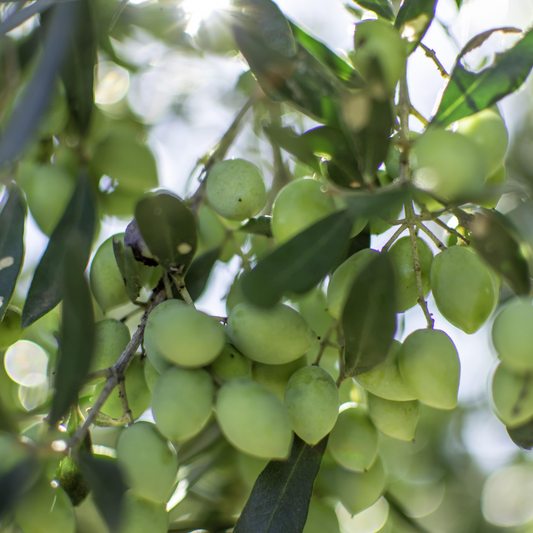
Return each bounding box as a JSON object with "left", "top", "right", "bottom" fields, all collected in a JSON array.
[{"left": 238, "top": 198, "right": 242, "bottom": 202}]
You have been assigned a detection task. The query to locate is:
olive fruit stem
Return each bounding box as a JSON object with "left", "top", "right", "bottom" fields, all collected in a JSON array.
[
  {"left": 189, "top": 92, "right": 260, "bottom": 213},
  {"left": 381, "top": 223, "right": 408, "bottom": 252},
  {"left": 69, "top": 290, "right": 166, "bottom": 449},
  {"left": 120, "top": 305, "right": 146, "bottom": 323},
  {"left": 84, "top": 368, "right": 112, "bottom": 384},
  {"left": 163, "top": 272, "right": 174, "bottom": 300},
  {"left": 433, "top": 217, "right": 470, "bottom": 245},
  {"left": 406, "top": 201, "right": 435, "bottom": 329},
  {"left": 418, "top": 42, "right": 449, "bottom": 78},
  {"left": 415, "top": 220, "right": 446, "bottom": 251},
  {"left": 92, "top": 411, "right": 130, "bottom": 427},
  {"left": 313, "top": 319, "right": 339, "bottom": 367},
  {"left": 171, "top": 273, "right": 195, "bottom": 306},
  {"left": 228, "top": 231, "right": 252, "bottom": 271},
  {"left": 409, "top": 105, "right": 429, "bottom": 128},
  {"left": 117, "top": 379, "right": 134, "bottom": 425}
]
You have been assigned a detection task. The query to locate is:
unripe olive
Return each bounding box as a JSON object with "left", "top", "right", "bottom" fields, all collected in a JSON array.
[
  {"left": 355, "top": 340, "right": 417, "bottom": 401},
  {"left": 90, "top": 235, "right": 130, "bottom": 313},
  {"left": 491, "top": 362, "right": 533, "bottom": 428},
  {"left": 92, "top": 356, "right": 151, "bottom": 420},
  {"left": 210, "top": 343, "right": 251, "bottom": 381},
  {"left": 90, "top": 319, "right": 130, "bottom": 375},
  {"left": 328, "top": 405, "right": 379, "bottom": 472},
  {"left": 116, "top": 422, "right": 178, "bottom": 503},
  {"left": 143, "top": 357, "right": 160, "bottom": 393},
  {"left": 15, "top": 477, "right": 76, "bottom": 533},
  {"left": 479, "top": 165, "right": 506, "bottom": 209},
  {"left": 492, "top": 300, "right": 533, "bottom": 372},
  {"left": 367, "top": 393, "right": 420, "bottom": 441},
  {"left": 326, "top": 249, "right": 379, "bottom": 319},
  {"left": 389, "top": 236, "right": 433, "bottom": 313},
  {"left": 284, "top": 366, "right": 339, "bottom": 444},
  {"left": 0, "top": 307, "right": 22, "bottom": 351},
  {"left": 215, "top": 378, "right": 293, "bottom": 459},
  {"left": 303, "top": 501, "right": 340, "bottom": 533},
  {"left": 119, "top": 491, "right": 169, "bottom": 533},
  {"left": 413, "top": 130, "right": 486, "bottom": 199},
  {"left": 227, "top": 302, "right": 316, "bottom": 365},
  {"left": 335, "top": 456, "right": 386, "bottom": 516},
  {"left": 252, "top": 355, "right": 308, "bottom": 402},
  {"left": 399, "top": 329, "right": 460, "bottom": 410},
  {"left": 456, "top": 108, "right": 508, "bottom": 177},
  {"left": 144, "top": 299, "right": 225, "bottom": 368},
  {"left": 430, "top": 246, "right": 499, "bottom": 334},
  {"left": 56, "top": 456, "right": 90, "bottom": 507},
  {"left": 206, "top": 159, "right": 266, "bottom": 221},
  {"left": 151, "top": 367, "right": 215, "bottom": 442},
  {"left": 352, "top": 20, "right": 407, "bottom": 95},
  {"left": 237, "top": 452, "right": 269, "bottom": 487},
  {"left": 21, "top": 163, "right": 76, "bottom": 236},
  {"left": 271, "top": 179, "right": 337, "bottom": 244}
]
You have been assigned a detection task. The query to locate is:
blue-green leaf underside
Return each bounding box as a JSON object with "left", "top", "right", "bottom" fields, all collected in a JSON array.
[
  {"left": 22, "top": 174, "right": 95, "bottom": 329},
  {"left": 343, "top": 253, "right": 397, "bottom": 377},
  {"left": 432, "top": 27, "right": 533, "bottom": 128},
  {"left": 242, "top": 210, "right": 354, "bottom": 307},
  {"left": 234, "top": 435, "right": 328, "bottom": 533},
  {"left": 0, "top": 184, "right": 26, "bottom": 321}
]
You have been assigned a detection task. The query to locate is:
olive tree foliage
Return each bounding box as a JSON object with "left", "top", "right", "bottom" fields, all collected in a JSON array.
[{"left": 1, "top": 0, "right": 533, "bottom": 532}]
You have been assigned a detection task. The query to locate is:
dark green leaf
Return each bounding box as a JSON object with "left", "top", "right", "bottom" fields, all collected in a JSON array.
[
  {"left": 455, "top": 0, "right": 463, "bottom": 8},
  {"left": 135, "top": 193, "right": 197, "bottom": 273},
  {"left": 48, "top": 241, "right": 95, "bottom": 426},
  {"left": 184, "top": 247, "right": 221, "bottom": 301},
  {"left": 113, "top": 238, "right": 142, "bottom": 303},
  {"left": 234, "top": 435, "right": 327, "bottom": 533},
  {"left": 238, "top": 216, "right": 273, "bottom": 238},
  {"left": 0, "top": 458, "right": 40, "bottom": 519},
  {"left": 395, "top": 0, "right": 437, "bottom": 53},
  {"left": 343, "top": 253, "right": 397, "bottom": 377},
  {"left": 507, "top": 418, "right": 533, "bottom": 450},
  {"left": 58, "top": 0, "right": 97, "bottom": 136},
  {"left": 0, "top": 2, "right": 80, "bottom": 168},
  {"left": 344, "top": 187, "right": 410, "bottom": 218},
  {"left": 469, "top": 210, "right": 531, "bottom": 296},
  {"left": 22, "top": 174, "right": 96, "bottom": 329},
  {"left": 263, "top": 126, "right": 322, "bottom": 173},
  {"left": 331, "top": 230, "right": 371, "bottom": 273},
  {"left": 290, "top": 22, "right": 365, "bottom": 88},
  {"left": 351, "top": 0, "right": 395, "bottom": 22},
  {"left": 78, "top": 453, "right": 127, "bottom": 532},
  {"left": 0, "top": 184, "right": 26, "bottom": 321},
  {"left": 432, "top": 28, "right": 533, "bottom": 128},
  {"left": 242, "top": 210, "right": 353, "bottom": 307}
]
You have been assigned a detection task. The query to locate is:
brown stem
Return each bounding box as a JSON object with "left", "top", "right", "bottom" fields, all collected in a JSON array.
[{"left": 418, "top": 42, "right": 449, "bottom": 78}]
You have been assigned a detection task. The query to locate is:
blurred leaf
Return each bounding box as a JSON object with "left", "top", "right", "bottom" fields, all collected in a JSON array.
[
  {"left": 113, "top": 238, "right": 142, "bottom": 303},
  {"left": 242, "top": 210, "right": 353, "bottom": 307},
  {"left": 344, "top": 187, "right": 409, "bottom": 218},
  {"left": 263, "top": 126, "right": 322, "bottom": 173},
  {"left": 0, "top": 184, "right": 26, "bottom": 321},
  {"left": 90, "top": 131, "right": 158, "bottom": 193},
  {"left": 48, "top": 241, "right": 95, "bottom": 426},
  {"left": 0, "top": 0, "right": 56, "bottom": 38},
  {"left": 351, "top": 0, "right": 395, "bottom": 21},
  {"left": 432, "top": 28, "right": 533, "bottom": 128},
  {"left": 343, "top": 253, "right": 397, "bottom": 377},
  {"left": 78, "top": 453, "right": 127, "bottom": 532},
  {"left": 0, "top": 2, "right": 80, "bottom": 168},
  {"left": 239, "top": 216, "right": 273, "bottom": 238},
  {"left": 332, "top": 230, "right": 371, "bottom": 273},
  {"left": 135, "top": 193, "right": 197, "bottom": 273},
  {"left": 234, "top": 435, "right": 328, "bottom": 533},
  {"left": 58, "top": 0, "right": 97, "bottom": 136},
  {"left": 507, "top": 200, "right": 533, "bottom": 251},
  {"left": 394, "top": 0, "right": 437, "bottom": 53},
  {"left": 455, "top": 0, "right": 463, "bottom": 8},
  {"left": 290, "top": 22, "right": 365, "bottom": 88},
  {"left": 469, "top": 210, "right": 531, "bottom": 296},
  {"left": 183, "top": 247, "right": 221, "bottom": 301},
  {"left": 0, "top": 458, "right": 40, "bottom": 519},
  {"left": 0, "top": 398, "right": 17, "bottom": 434},
  {"left": 22, "top": 174, "right": 95, "bottom": 329},
  {"left": 342, "top": 94, "right": 394, "bottom": 180},
  {"left": 507, "top": 418, "right": 533, "bottom": 450}
]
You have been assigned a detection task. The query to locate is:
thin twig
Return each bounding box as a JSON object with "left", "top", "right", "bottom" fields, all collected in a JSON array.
[
  {"left": 409, "top": 105, "right": 429, "bottom": 127},
  {"left": 433, "top": 217, "right": 470, "bottom": 245},
  {"left": 109, "top": 0, "right": 129, "bottom": 32},
  {"left": 381, "top": 224, "right": 408, "bottom": 252},
  {"left": 69, "top": 291, "right": 166, "bottom": 449},
  {"left": 415, "top": 220, "right": 446, "bottom": 251},
  {"left": 171, "top": 274, "right": 195, "bottom": 306},
  {"left": 84, "top": 368, "right": 112, "bottom": 383},
  {"left": 117, "top": 379, "right": 134, "bottom": 425},
  {"left": 418, "top": 42, "right": 449, "bottom": 78},
  {"left": 163, "top": 272, "right": 174, "bottom": 300},
  {"left": 312, "top": 320, "right": 339, "bottom": 367}
]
